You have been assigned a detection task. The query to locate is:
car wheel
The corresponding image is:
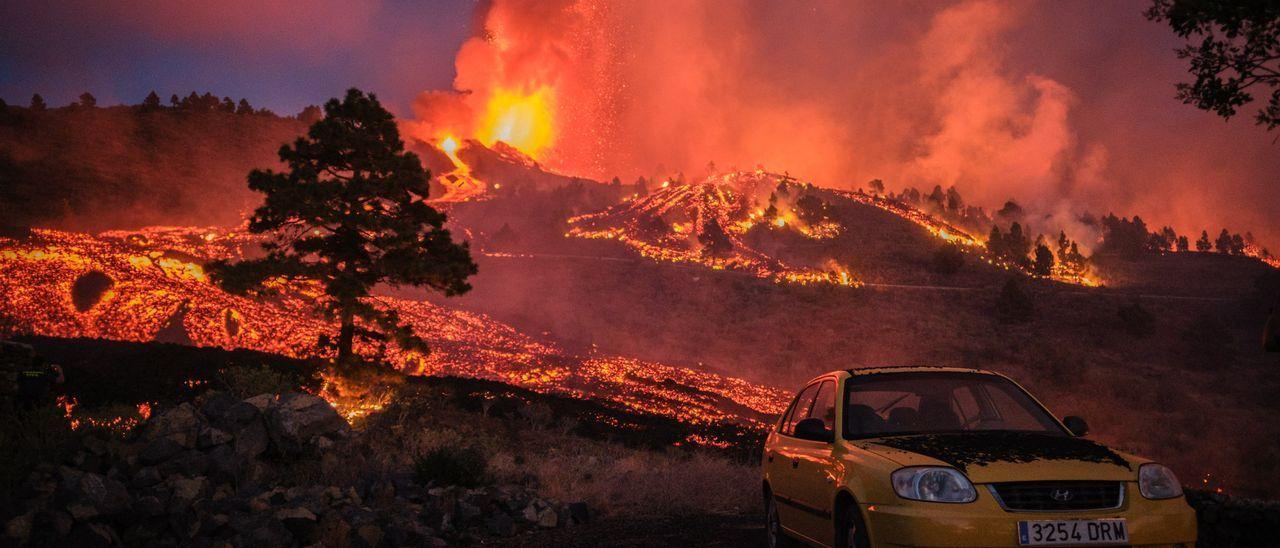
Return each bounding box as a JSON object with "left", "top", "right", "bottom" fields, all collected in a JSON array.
[
  {"left": 834, "top": 502, "right": 870, "bottom": 548},
  {"left": 765, "top": 492, "right": 791, "bottom": 548}
]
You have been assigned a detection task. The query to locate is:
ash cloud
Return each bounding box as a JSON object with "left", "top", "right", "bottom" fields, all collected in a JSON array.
[{"left": 413, "top": 0, "right": 1280, "bottom": 247}]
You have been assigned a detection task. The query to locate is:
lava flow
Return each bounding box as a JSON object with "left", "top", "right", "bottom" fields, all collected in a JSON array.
[
  {"left": 567, "top": 171, "right": 861, "bottom": 286},
  {"left": 566, "top": 170, "right": 1108, "bottom": 287},
  {"left": 0, "top": 227, "right": 789, "bottom": 431}
]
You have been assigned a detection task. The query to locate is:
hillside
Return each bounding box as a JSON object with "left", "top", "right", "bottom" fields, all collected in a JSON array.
[{"left": 0, "top": 103, "right": 305, "bottom": 231}]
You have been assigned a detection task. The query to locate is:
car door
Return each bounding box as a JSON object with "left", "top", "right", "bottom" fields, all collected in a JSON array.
[
  {"left": 790, "top": 379, "right": 839, "bottom": 544},
  {"left": 770, "top": 382, "right": 820, "bottom": 531}
]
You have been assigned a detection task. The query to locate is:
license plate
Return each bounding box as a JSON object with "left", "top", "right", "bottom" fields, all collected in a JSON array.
[{"left": 1018, "top": 519, "right": 1128, "bottom": 546}]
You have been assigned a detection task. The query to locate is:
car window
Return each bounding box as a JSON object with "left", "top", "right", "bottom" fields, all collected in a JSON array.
[
  {"left": 973, "top": 384, "right": 1053, "bottom": 431},
  {"left": 843, "top": 372, "right": 1066, "bottom": 438},
  {"left": 952, "top": 385, "right": 981, "bottom": 425},
  {"left": 779, "top": 382, "right": 820, "bottom": 436},
  {"left": 807, "top": 380, "right": 836, "bottom": 429}
]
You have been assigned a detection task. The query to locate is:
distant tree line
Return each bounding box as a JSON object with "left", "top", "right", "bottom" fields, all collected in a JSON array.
[
  {"left": 1096, "top": 213, "right": 1265, "bottom": 259},
  {"left": 0, "top": 90, "right": 323, "bottom": 124}
]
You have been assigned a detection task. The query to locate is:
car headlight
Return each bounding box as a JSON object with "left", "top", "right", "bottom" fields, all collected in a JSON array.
[
  {"left": 891, "top": 467, "right": 977, "bottom": 503},
  {"left": 1138, "top": 463, "right": 1183, "bottom": 499}
]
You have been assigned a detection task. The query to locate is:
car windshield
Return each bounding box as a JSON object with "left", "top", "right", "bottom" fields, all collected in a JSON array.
[{"left": 843, "top": 372, "right": 1066, "bottom": 439}]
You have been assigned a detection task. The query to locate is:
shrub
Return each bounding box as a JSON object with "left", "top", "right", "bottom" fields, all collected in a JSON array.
[
  {"left": 220, "top": 364, "right": 295, "bottom": 398},
  {"left": 414, "top": 445, "right": 489, "bottom": 488},
  {"left": 1186, "top": 489, "right": 1280, "bottom": 548},
  {"left": 995, "top": 277, "right": 1034, "bottom": 323},
  {"left": 928, "top": 243, "right": 965, "bottom": 275},
  {"left": 1116, "top": 299, "right": 1155, "bottom": 338}
]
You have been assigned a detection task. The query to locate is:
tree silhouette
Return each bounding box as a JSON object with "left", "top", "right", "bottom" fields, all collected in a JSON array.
[
  {"left": 1032, "top": 243, "right": 1055, "bottom": 276},
  {"left": 78, "top": 93, "right": 96, "bottom": 108},
  {"left": 867, "top": 179, "right": 885, "bottom": 195},
  {"left": 1215, "top": 228, "right": 1233, "bottom": 253},
  {"left": 1147, "top": 0, "right": 1280, "bottom": 131},
  {"left": 208, "top": 89, "right": 477, "bottom": 363},
  {"left": 28, "top": 94, "right": 46, "bottom": 111},
  {"left": 236, "top": 99, "right": 254, "bottom": 115},
  {"left": 141, "top": 91, "right": 162, "bottom": 111},
  {"left": 1196, "top": 230, "right": 1212, "bottom": 251},
  {"left": 297, "top": 105, "right": 323, "bottom": 125}
]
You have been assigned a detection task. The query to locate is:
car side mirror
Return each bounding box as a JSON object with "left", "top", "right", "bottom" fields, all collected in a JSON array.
[
  {"left": 794, "top": 418, "right": 833, "bottom": 443},
  {"left": 1063, "top": 416, "right": 1089, "bottom": 437}
]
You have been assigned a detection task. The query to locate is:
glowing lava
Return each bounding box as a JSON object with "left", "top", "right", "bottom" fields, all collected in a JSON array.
[
  {"left": 477, "top": 87, "right": 556, "bottom": 160},
  {"left": 0, "top": 227, "right": 789, "bottom": 432}
]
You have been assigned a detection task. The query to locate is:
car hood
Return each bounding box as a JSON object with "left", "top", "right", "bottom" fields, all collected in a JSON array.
[{"left": 855, "top": 431, "right": 1138, "bottom": 483}]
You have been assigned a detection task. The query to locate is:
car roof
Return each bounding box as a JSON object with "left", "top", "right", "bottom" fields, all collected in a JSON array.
[
  {"left": 797, "top": 366, "right": 1003, "bottom": 388},
  {"left": 845, "top": 365, "right": 997, "bottom": 376}
]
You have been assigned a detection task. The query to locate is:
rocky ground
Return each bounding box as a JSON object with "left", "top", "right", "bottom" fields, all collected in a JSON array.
[{"left": 3, "top": 390, "right": 590, "bottom": 547}]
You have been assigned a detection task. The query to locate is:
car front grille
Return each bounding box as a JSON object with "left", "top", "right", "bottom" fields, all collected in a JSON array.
[{"left": 988, "top": 481, "right": 1123, "bottom": 511}]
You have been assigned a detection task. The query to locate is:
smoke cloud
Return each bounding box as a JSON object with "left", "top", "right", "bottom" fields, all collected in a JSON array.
[{"left": 410, "top": 0, "right": 1280, "bottom": 247}]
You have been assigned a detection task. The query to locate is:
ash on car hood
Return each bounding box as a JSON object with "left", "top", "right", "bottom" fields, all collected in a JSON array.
[{"left": 862, "top": 432, "right": 1135, "bottom": 483}]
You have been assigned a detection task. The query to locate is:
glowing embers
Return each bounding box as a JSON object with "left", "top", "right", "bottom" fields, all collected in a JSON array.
[
  {"left": 566, "top": 173, "right": 862, "bottom": 287},
  {"left": 0, "top": 228, "right": 788, "bottom": 433}
]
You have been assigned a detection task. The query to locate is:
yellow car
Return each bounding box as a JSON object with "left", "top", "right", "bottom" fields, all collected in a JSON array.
[{"left": 762, "top": 367, "right": 1196, "bottom": 547}]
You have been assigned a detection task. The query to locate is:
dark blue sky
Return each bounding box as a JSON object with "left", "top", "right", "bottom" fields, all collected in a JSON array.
[{"left": 0, "top": 0, "right": 476, "bottom": 116}]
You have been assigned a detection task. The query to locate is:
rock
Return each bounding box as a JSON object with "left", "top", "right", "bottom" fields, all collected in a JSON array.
[
  {"left": 316, "top": 513, "right": 351, "bottom": 547},
  {"left": 30, "top": 508, "right": 73, "bottom": 541},
  {"left": 139, "top": 437, "right": 184, "bottom": 464},
  {"left": 5, "top": 511, "right": 32, "bottom": 542},
  {"left": 276, "top": 507, "right": 318, "bottom": 544},
  {"left": 64, "top": 522, "right": 116, "bottom": 547},
  {"left": 145, "top": 403, "right": 201, "bottom": 448},
  {"left": 132, "top": 466, "right": 163, "bottom": 488},
  {"left": 537, "top": 506, "right": 559, "bottom": 528},
  {"left": 158, "top": 449, "right": 211, "bottom": 477},
  {"left": 265, "top": 393, "right": 350, "bottom": 455},
  {"left": 198, "top": 425, "right": 233, "bottom": 448},
  {"left": 233, "top": 420, "right": 269, "bottom": 459},
  {"left": 70, "top": 472, "right": 131, "bottom": 518},
  {"left": 135, "top": 495, "right": 167, "bottom": 517},
  {"left": 244, "top": 394, "right": 276, "bottom": 411},
  {"left": 169, "top": 476, "right": 209, "bottom": 505},
  {"left": 355, "top": 523, "right": 384, "bottom": 547}
]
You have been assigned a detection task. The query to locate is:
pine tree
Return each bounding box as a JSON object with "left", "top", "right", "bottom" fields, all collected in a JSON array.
[
  {"left": 236, "top": 99, "right": 253, "bottom": 115},
  {"left": 141, "top": 91, "right": 162, "bottom": 111},
  {"left": 78, "top": 92, "right": 96, "bottom": 108},
  {"left": 1196, "top": 230, "right": 1212, "bottom": 252},
  {"left": 945, "top": 186, "right": 963, "bottom": 213},
  {"left": 1032, "top": 244, "right": 1055, "bottom": 276},
  {"left": 170, "top": 94, "right": 180, "bottom": 107},
  {"left": 1215, "top": 229, "right": 1232, "bottom": 253},
  {"left": 207, "top": 89, "right": 477, "bottom": 363},
  {"left": 1176, "top": 235, "right": 1190, "bottom": 252},
  {"left": 29, "top": 94, "right": 46, "bottom": 111},
  {"left": 297, "top": 105, "right": 323, "bottom": 125}
]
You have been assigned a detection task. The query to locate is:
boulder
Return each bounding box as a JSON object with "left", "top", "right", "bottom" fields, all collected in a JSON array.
[
  {"left": 4, "top": 511, "right": 33, "bottom": 542},
  {"left": 66, "top": 472, "right": 131, "bottom": 519},
  {"left": 264, "top": 393, "right": 350, "bottom": 455},
  {"left": 233, "top": 420, "right": 269, "bottom": 459},
  {"left": 144, "top": 403, "right": 201, "bottom": 448},
  {"left": 139, "top": 437, "right": 184, "bottom": 464}
]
